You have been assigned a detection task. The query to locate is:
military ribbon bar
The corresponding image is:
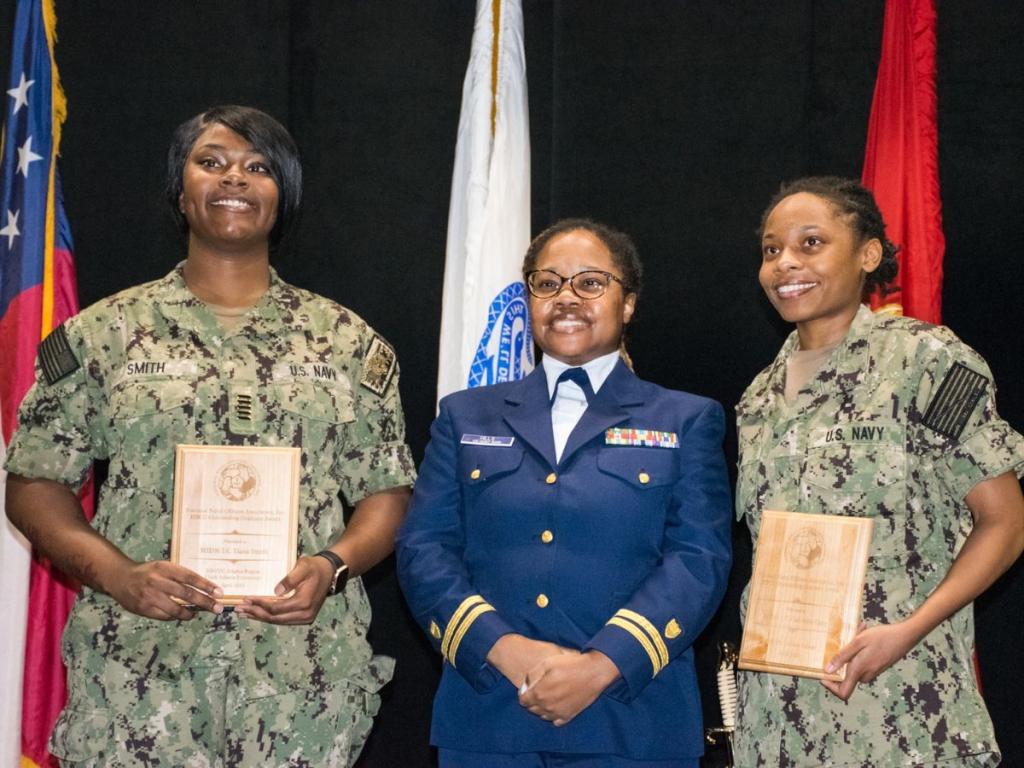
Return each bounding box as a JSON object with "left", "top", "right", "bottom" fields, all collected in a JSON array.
[{"left": 605, "top": 428, "right": 679, "bottom": 448}]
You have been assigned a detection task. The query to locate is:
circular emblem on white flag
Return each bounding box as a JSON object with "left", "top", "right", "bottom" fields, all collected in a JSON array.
[{"left": 467, "top": 282, "right": 534, "bottom": 388}]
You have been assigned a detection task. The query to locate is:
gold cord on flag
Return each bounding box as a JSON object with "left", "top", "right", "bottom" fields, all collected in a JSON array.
[
  {"left": 40, "top": 0, "right": 67, "bottom": 337},
  {"left": 490, "top": 0, "right": 500, "bottom": 137}
]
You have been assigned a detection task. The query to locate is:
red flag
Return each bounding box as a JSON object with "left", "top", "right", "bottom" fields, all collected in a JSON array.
[
  {"left": 862, "top": 0, "right": 944, "bottom": 323},
  {"left": 0, "top": 1, "right": 91, "bottom": 765}
]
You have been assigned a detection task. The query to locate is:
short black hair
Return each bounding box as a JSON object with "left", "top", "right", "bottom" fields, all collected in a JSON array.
[
  {"left": 759, "top": 176, "right": 899, "bottom": 296},
  {"left": 522, "top": 218, "right": 644, "bottom": 299},
  {"left": 165, "top": 105, "right": 302, "bottom": 248}
]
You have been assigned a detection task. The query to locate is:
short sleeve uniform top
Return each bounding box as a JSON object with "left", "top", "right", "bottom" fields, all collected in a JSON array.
[
  {"left": 733, "top": 304, "right": 1024, "bottom": 767},
  {"left": 4, "top": 264, "right": 416, "bottom": 693}
]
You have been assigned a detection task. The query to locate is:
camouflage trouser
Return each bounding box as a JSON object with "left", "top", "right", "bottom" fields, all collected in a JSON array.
[{"left": 48, "top": 625, "right": 381, "bottom": 767}]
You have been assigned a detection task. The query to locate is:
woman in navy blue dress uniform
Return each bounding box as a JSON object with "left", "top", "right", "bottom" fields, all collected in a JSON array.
[{"left": 397, "top": 219, "right": 732, "bottom": 767}]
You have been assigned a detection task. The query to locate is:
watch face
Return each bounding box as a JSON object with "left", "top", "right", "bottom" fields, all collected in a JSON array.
[
  {"left": 332, "top": 566, "right": 349, "bottom": 594},
  {"left": 315, "top": 551, "right": 347, "bottom": 595}
]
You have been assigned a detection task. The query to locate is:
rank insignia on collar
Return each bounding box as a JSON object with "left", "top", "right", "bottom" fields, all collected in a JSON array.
[
  {"left": 360, "top": 335, "right": 397, "bottom": 396},
  {"left": 38, "top": 324, "right": 80, "bottom": 385},
  {"left": 605, "top": 428, "right": 679, "bottom": 448}
]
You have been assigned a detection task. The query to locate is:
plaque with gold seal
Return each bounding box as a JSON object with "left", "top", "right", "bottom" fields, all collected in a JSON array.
[
  {"left": 739, "top": 509, "right": 873, "bottom": 681},
  {"left": 171, "top": 445, "right": 300, "bottom": 605}
]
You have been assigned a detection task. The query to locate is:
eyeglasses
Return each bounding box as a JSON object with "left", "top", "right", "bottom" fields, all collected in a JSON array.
[{"left": 525, "top": 269, "right": 627, "bottom": 300}]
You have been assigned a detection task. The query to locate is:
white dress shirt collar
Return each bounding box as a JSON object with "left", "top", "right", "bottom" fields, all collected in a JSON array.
[
  {"left": 543, "top": 350, "right": 620, "bottom": 462},
  {"left": 542, "top": 350, "right": 621, "bottom": 400}
]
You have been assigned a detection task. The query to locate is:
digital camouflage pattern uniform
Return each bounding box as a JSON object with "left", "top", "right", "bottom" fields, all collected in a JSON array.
[
  {"left": 4, "top": 265, "right": 416, "bottom": 767},
  {"left": 733, "top": 304, "right": 1024, "bottom": 767}
]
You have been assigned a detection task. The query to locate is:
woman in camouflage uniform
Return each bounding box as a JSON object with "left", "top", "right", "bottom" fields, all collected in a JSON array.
[
  {"left": 734, "top": 177, "right": 1024, "bottom": 766},
  {"left": 4, "top": 106, "right": 415, "bottom": 766}
]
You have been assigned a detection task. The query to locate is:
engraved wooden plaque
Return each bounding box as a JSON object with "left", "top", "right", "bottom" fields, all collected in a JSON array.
[
  {"left": 171, "top": 445, "right": 300, "bottom": 605},
  {"left": 739, "top": 509, "right": 873, "bottom": 681}
]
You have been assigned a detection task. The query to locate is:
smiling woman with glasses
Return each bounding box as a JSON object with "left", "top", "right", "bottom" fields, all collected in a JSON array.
[
  {"left": 398, "top": 218, "right": 732, "bottom": 767},
  {"left": 525, "top": 268, "right": 627, "bottom": 300}
]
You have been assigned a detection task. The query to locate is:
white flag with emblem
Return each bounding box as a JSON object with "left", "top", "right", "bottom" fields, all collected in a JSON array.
[{"left": 436, "top": 0, "right": 532, "bottom": 404}]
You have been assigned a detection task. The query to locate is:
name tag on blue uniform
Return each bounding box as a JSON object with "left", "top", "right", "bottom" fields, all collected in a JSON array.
[{"left": 460, "top": 434, "right": 516, "bottom": 447}]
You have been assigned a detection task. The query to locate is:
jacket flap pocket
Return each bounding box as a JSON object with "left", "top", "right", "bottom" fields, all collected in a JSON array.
[
  {"left": 597, "top": 448, "right": 679, "bottom": 488},
  {"left": 110, "top": 377, "right": 192, "bottom": 419},
  {"left": 277, "top": 380, "right": 355, "bottom": 423},
  {"left": 458, "top": 444, "right": 525, "bottom": 484}
]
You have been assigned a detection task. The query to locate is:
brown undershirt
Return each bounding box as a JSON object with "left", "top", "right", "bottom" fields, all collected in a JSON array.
[
  {"left": 204, "top": 301, "right": 255, "bottom": 332},
  {"left": 784, "top": 342, "right": 840, "bottom": 402}
]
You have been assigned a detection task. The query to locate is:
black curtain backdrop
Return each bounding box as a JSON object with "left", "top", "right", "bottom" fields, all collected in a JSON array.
[{"left": 2, "top": 2, "right": 1021, "bottom": 766}]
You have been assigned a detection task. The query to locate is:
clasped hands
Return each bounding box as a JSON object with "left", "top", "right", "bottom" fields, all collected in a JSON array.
[
  {"left": 109, "top": 555, "right": 334, "bottom": 625},
  {"left": 487, "top": 634, "right": 621, "bottom": 727}
]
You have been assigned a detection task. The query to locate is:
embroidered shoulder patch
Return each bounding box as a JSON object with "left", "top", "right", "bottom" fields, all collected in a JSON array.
[
  {"left": 360, "top": 335, "right": 397, "bottom": 396},
  {"left": 38, "top": 324, "right": 80, "bottom": 385},
  {"left": 922, "top": 362, "right": 988, "bottom": 440}
]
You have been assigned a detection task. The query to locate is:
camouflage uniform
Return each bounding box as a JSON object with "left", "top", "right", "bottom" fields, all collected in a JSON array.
[
  {"left": 4, "top": 264, "right": 416, "bottom": 767},
  {"left": 734, "top": 304, "right": 1024, "bottom": 767}
]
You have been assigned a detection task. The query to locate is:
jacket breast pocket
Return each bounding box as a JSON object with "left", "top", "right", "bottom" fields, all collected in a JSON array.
[
  {"left": 275, "top": 381, "right": 356, "bottom": 456},
  {"left": 803, "top": 439, "right": 906, "bottom": 522},
  {"left": 109, "top": 377, "right": 194, "bottom": 454},
  {"left": 277, "top": 380, "right": 355, "bottom": 423},
  {"left": 595, "top": 449, "right": 680, "bottom": 545},
  {"left": 457, "top": 445, "right": 526, "bottom": 530},
  {"left": 457, "top": 444, "right": 525, "bottom": 486},
  {"left": 596, "top": 447, "right": 680, "bottom": 489}
]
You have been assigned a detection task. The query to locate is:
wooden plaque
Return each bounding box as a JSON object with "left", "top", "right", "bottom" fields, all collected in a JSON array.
[
  {"left": 171, "top": 445, "right": 300, "bottom": 605},
  {"left": 739, "top": 509, "right": 873, "bottom": 681}
]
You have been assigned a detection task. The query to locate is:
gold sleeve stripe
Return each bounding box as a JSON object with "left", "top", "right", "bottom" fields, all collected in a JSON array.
[
  {"left": 442, "top": 595, "right": 486, "bottom": 659},
  {"left": 447, "top": 603, "right": 496, "bottom": 667},
  {"left": 607, "top": 617, "right": 661, "bottom": 677},
  {"left": 615, "top": 608, "right": 669, "bottom": 669}
]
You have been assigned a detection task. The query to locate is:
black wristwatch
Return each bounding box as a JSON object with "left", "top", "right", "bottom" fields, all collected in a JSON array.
[{"left": 313, "top": 550, "right": 350, "bottom": 595}]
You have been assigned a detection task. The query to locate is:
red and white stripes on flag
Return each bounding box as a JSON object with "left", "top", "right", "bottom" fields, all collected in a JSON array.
[
  {"left": 436, "top": 0, "right": 532, "bottom": 404},
  {"left": 862, "top": 0, "right": 944, "bottom": 323},
  {"left": 1, "top": 2, "right": 88, "bottom": 766}
]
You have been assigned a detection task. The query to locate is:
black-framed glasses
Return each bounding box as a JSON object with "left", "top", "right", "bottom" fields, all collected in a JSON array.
[{"left": 525, "top": 269, "right": 626, "bottom": 300}]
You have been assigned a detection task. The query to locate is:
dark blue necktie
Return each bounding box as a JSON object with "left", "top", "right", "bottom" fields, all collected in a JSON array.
[{"left": 552, "top": 367, "right": 594, "bottom": 404}]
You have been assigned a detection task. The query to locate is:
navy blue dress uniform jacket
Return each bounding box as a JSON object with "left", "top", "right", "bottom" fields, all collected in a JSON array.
[{"left": 396, "top": 360, "right": 732, "bottom": 759}]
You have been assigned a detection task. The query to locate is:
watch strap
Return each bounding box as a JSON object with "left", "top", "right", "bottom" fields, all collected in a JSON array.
[{"left": 313, "top": 550, "right": 349, "bottom": 595}]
